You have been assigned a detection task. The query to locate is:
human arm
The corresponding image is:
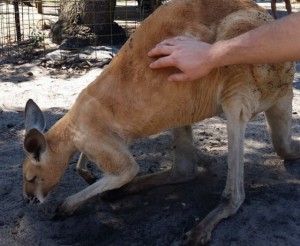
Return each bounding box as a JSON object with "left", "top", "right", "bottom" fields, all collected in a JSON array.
[{"left": 148, "top": 12, "right": 300, "bottom": 82}]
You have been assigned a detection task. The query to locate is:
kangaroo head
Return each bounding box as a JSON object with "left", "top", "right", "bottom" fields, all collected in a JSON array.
[{"left": 22, "top": 99, "right": 63, "bottom": 203}]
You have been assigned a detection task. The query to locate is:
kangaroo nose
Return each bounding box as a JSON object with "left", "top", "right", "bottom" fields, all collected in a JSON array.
[
  {"left": 24, "top": 195, "right": 40, "bottom": 205},
  {"left": 32, "top": 197, "right": 40, "bottom": 204}
]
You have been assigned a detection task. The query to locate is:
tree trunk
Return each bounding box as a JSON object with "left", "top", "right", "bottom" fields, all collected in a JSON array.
[
  {"left": 82, "top": 0, "right": 116, "bottom": 34},
  {"left": 51, "top": 0, "right": 126, "bottom": 48}
]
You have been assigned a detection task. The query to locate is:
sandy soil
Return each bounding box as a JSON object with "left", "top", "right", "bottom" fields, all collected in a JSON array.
[{"left": 1, "top": 5, "right": 300, "bottom": 246}]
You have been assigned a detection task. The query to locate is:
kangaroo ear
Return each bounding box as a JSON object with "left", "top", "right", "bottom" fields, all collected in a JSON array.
[
  {"left": 25, "top": 99, "right": 46, "bottom": 133},
  {"left": 24, "top": 128, "right": 47, "bottom": 162}
]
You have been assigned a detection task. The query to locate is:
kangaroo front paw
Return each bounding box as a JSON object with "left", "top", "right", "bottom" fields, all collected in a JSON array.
[
  {"left": 52, "top": 201, "right": 75, "bottom": 221},
  {"left": 183, "top": 226, "right": 212, "bottom": 246}
]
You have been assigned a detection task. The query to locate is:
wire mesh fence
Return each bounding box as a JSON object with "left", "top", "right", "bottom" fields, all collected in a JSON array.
[{"left": 0, "top": 0, "right": 162, "bottom": 66}]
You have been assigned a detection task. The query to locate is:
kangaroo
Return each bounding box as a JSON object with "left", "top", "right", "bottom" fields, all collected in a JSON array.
[{"left": 22, "top": 0, "right": 300, "bottom": 244}]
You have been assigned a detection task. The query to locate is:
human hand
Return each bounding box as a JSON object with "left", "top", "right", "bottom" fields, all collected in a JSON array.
[{"left": 148, "top": 36, "right": 215, "bottom": 82}]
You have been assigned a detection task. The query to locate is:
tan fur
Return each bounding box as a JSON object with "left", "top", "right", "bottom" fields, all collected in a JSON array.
[{"left": 22, "top": 0, "right": 299, "bottom": 244}]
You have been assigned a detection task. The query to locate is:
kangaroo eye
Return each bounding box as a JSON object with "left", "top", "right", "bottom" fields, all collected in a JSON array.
[{"left": 26, "top": 176, "right": 37, "bottom": 183}]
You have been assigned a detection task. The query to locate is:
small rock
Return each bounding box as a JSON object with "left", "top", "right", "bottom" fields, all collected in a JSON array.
[
  {"left": 15, "top": 209, "right": 24, "bottom": 219},
  {"left": 7, "top": 124, "right": 15, "bottom": 129}
]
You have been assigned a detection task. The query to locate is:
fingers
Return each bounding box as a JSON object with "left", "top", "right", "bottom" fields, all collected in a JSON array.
[
  {"left": 148, "top": 44, "right": 175, "bottom": 57},
  {"left": 149, "top": 55, "right": 176, "bottom": 69},
  {"left": 148, "top": 36, "right": 189, "bottom": 57},
  {"left": 148, "top": 36, "right": 202, "bottom": 82},
  {"left": 148, "top": 38, "right": 183, "bottom": 68},
  {"left": 150, "top": 56, "right": 191, "bottom": 82},
  {"left": 168, "top": 72, "right": 190, "bottom": 82}
]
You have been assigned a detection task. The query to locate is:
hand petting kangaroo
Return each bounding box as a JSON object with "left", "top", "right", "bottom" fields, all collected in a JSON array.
[{"left": 22, "top": 0, "right": 300, "bottom": 245}]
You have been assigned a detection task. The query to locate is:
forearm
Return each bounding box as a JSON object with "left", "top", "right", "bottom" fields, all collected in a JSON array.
[
  {"left": 148, "top": 12, "right": 300, "bottom": 82},
  {"left": 212, "top": 12, "right": 300, "bottom": 67}
]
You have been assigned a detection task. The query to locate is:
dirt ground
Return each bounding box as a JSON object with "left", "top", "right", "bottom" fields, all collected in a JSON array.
[{"left": 1, "top": 4, "right": 300, "bottom": 246}]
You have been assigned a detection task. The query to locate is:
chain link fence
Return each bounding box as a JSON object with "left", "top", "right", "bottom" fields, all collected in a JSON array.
[{"left": 0, "top": 0, "right": 162, "bottom": 66}]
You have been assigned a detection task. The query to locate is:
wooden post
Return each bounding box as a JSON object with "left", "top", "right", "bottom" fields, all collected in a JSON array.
[
  {"left": 35, "top": 0, "right": 43, "bottom": 14},
  {"left": 13, "top": 0, "right": 21, "bottom": 42}
]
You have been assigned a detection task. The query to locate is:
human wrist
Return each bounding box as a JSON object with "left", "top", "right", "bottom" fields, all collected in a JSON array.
[
  {"left": 207, "top": 40, "right": 231, "bottom": 68},
  {"left": 210, "top": 37, "right": 250, "bottom": 68}
]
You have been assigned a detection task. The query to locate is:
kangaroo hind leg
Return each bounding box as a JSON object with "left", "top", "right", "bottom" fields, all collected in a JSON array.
[
  {"left": 186, "top": 101, "right": 249, "bottom": 245},
  {"left": 106, "top": 125, "right": 211, "bottom": 196},
  {"left": 265, "top": 88, "right": 300, "bottom": 160}
]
